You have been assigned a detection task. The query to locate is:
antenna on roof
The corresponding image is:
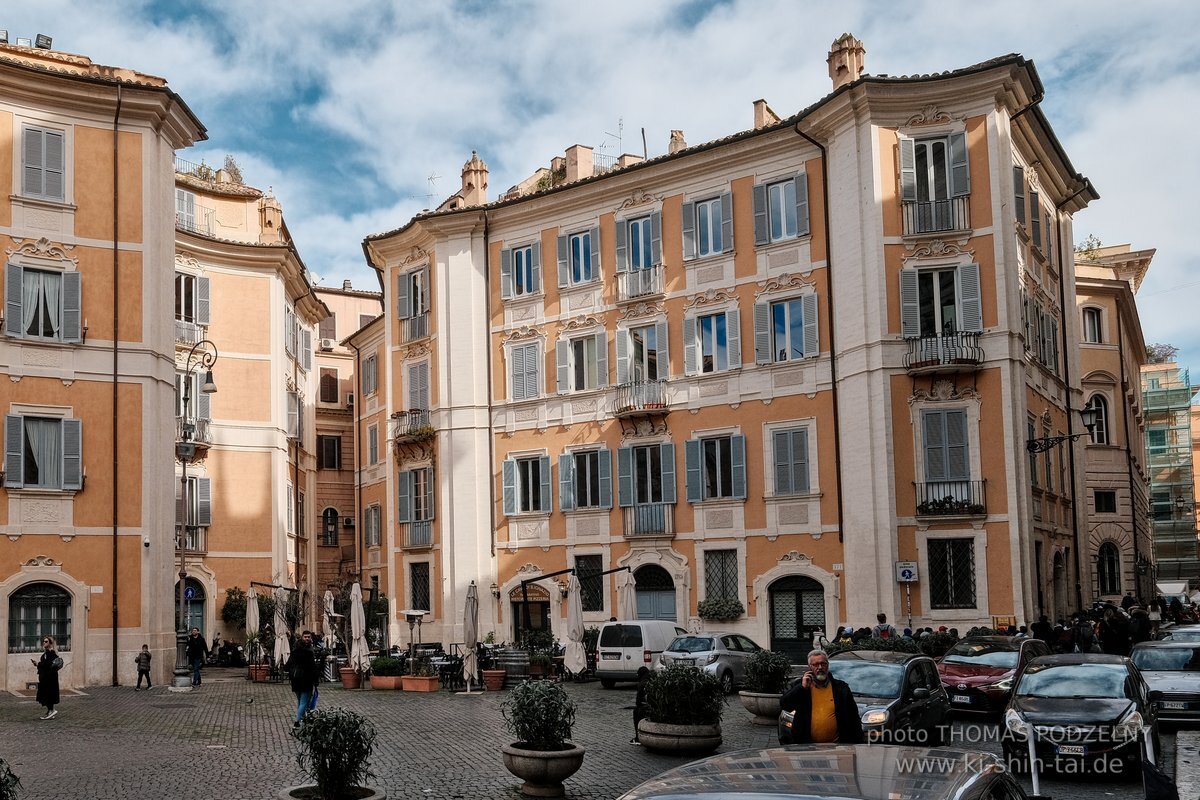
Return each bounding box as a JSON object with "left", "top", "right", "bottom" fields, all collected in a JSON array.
[
  {"left": 425, "top": 172, "right": 441, "bottom": 207},
  {"left": 600, "top": 118, "right": 624, "bottom": 155}
]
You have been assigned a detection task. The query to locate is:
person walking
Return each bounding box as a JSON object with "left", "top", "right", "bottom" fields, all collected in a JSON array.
[
  {"left": 871, "top": 613, "right": 897, "bottom": 639},
  {"left": 630, "top": 671, "right": 650, "bottom": 744},
  {"left": 185, "top": 627, "right": 208, "bottom": 686},
  {"left": 134, "top": 644, "right": 152, "bottom": 690},
  {"left": 779, "top": 650, "right": 864, "bottom": 744},
  {"left": 33, "top": 635, "right": 61, "bottom": 719},
  {"left": 286, "top": 630, "right": 320, "bottom": 728}
]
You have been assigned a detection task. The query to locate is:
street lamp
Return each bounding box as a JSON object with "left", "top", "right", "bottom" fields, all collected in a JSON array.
[
  {"left": 173, "top": 339, "right": 218, "bottom": 689},
  {"left": 1026, "top": 406, "right": 1099, "bottom": 454}
]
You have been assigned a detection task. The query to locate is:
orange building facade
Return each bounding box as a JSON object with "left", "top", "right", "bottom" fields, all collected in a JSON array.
[
  {"left": 0, "top": 42, "right": 204, "bottom": 690},
  {"left": 360, "top": 39, "right": 1101, "bottom": 657}
]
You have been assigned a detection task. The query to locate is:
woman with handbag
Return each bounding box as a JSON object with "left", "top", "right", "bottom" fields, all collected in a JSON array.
[{"left": 32, "top": 635, "right": 62, "bottom": 720}]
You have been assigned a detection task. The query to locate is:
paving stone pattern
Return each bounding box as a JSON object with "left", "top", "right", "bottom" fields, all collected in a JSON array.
[{"left": 0, "top": 668, "right": 1175, "bottom": 800}]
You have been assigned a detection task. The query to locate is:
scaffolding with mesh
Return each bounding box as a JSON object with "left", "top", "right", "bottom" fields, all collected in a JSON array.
[{"left": 1141, "top": 365, "right": 1199, "bottom": 582}]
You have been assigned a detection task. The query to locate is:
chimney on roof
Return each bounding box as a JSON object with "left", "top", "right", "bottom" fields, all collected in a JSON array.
[
  {"left": 827, "top": 33, "right": 865, "bottom": 91},
  {"left": 258, "top": 189, "right": 283, "bottom": 244},
  {"left": 342, "top": 279, "right": 352, "bottom": 291},
  {"left": 753, "top": 100, "right": 781, "bottom": 130},
  {"left": 564, "top": 145, "right": 594, "bottom": 182},
  {"left": 460, "top": 150, "right": 489, "bottom": 207},
  {"left": 668, "top": 130, "right": 687, "bottom": 154}
]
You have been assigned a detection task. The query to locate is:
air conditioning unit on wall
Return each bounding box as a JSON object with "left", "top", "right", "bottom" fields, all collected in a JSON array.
[
  {"left": 346, "top": 393, "right": 354, "bottom": 408},
  {"left": 319, "top": 338, "right": 335, "bottom": 351},
  {"left": 344, "top": 516, "right": 355, "bottom": 528}
]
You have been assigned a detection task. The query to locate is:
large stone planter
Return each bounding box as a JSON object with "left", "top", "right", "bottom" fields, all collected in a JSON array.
[
  {"left": 482, "top": 669, "right": 507, "bottom": 691},
  {"left": 277, "top": 784, "right": 385, "bottom": 799},
  {"left": 370, "top": 674, "right": 402, "bottom": 690},
  {"left": 339, "top": 667, "right": 362, "bottom": 690},
  {"left": 402, "top": 675, "right": 440, "bottom": 692},
  {"left": 738, "top": 690, "right": 782, "bottom": 726},
  {"left": 637, "top": 720, "right": 722, "bottom": 756},
  {"left": 501, "top": 742, "right": 586, "bottom": 797}
]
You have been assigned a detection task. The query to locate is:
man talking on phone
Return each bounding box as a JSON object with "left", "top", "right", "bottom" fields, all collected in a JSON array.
[{"left": 780, "top": 650, "right": 863, "bottom": 744}]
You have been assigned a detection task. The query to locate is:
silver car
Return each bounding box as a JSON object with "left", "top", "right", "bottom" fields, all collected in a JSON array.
[{"left": 656, "top": 632, "right": 763, "bottom": 693}]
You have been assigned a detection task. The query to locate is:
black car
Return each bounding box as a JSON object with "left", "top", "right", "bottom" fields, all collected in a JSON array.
[
  {"left": 1131, "top": 640, "right": 1200, "bottom": 724},
  {"left": 1002, "top": 653, "right": 1158, "bottom": 777},
  {"left": 619, "top": 743, "right": 1029, "bottom": 800},
  {"left": 778, "top": 650, "right": 950, "bottom": 745}
]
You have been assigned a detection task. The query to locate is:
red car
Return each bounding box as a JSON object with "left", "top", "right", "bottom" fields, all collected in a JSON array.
[{"left": 937, "top": 636, "right": 1049, "bottom": 714}]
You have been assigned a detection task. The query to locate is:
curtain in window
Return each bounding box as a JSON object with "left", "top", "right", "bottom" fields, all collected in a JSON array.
[
  {"left": 25, "top": 417, "right": 61, "bottom": 487},
  {"left": 21, "top": 271, "right": 40, "bottom": 335},
  {"left": 43, "top": 272, "right": 61, "bottom": 336}
]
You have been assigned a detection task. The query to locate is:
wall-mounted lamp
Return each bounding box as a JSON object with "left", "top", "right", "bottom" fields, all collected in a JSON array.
[
  {"left": 490, "top": 582, "right": 500, "bottom": 599},
  {"left": 558, "top": 581, "right": 569, "bottom": 599},
  {"left": 81, "top": 318, "right": 88, "bottom": 344},
  {"left": 1026, "top": 406, "right": 1099, "bottom": 453}
]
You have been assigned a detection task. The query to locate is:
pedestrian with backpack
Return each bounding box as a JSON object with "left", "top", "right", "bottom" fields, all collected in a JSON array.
[
  {"left": 1074, "top": 616, "right": 1098, "bottom": 653},
  {"left": 871, "top": 613, "right": 897, "bottom": 639}
]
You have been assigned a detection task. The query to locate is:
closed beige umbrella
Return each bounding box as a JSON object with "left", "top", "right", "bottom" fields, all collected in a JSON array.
[
  {"left": 619, "top": 571, "right": 637, "bottom": 620},
  {"left": 321, "top": 590, "right": 335, "bottom": 644},
  {"left": 461, "top": 582, "right": 479, "bottom": 693},
  {"left": 245, "top": 586, "right": 260, "bottom": 663},
  {"left": 273, "top": 588, "right": 290, "bottom": 668},
  {"left": 349, "top": 582, "right": 370, "bottom": 675},
  {"left": 564, "top": 573, "right": 586, "bottom": 676}
]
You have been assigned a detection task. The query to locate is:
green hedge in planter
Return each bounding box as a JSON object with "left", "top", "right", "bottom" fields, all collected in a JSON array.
[
  {"left": 369, "top": 656, "right": 404, "bottom": 677},
  {"left": 697, "top": 597, "right": 744, "bottom": 621},
  {"left": 644, "top": 666, "right": 725, "bottom": 725},
  {"left": 292, "top": 708, "right": 377, "bottom": 800},
  {"left": 503, "top": 680, "right": 577, "bottom": 750},
  {"left": 741, "top": 650, "right": 793, "bottom": 694}
]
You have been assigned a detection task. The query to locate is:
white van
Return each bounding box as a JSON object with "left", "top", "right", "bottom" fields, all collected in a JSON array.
[{"left": 596, "top": 620, "right": 687, "bottom": 687}]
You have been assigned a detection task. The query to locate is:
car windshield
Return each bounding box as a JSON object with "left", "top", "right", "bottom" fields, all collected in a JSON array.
[
  {"left": 1132, "top": 647, "right": 1200, "bottom": 671},
  {"left": 668, "top": 637, "right": 715, "bottom": 653},
  {"left": 1016, "top": 663, "right": 1127, "bottom": 698},
  {"left": 1165, "top": 629, "right": 1200, "bottom": 642},
  {"left": 829, "top": 660, "right": 903, "bottom": 698},
  {"left": 941, "top": 642, "right": 1019, "bottom": 668}
]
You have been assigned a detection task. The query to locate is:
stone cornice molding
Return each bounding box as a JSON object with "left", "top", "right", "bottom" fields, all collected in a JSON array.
[
  {"left": 901, "top": 239, "right": 974, "bottom": 264},
  {"left": 684, "top": 288, "right": 736, "bottom": 310},
  {"left": 904, "top": 104, "right": 962, "bottom": 128},
  {"left": 7, "top": 236, "right": 78, "bottom": 266},
  {"left": 561, "top": 315, "right": 602, "bottom": 334},
  {"left": 755, "top": 272, "right": 816, "bottom": 300},
  {"left": 503, "top": 325, "right": 544, "bottom": 344},
  {"left": 614, "top": 188, "right": 661, "bottom": 214},
  {"left": 908, "top": 380, "right": 980, "bottom": 405},
  {"left": 618, "top": 301, "right": 664, "bottom": 322}
]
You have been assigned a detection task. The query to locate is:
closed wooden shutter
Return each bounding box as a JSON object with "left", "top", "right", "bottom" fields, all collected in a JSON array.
[
  {"left": 558, "top": 454, "right": 575, "bottom": 512},
  {"left": 650, "top": 212, "right": 663, "bottom": 266},
  {"left": 899, "top": 137, "right": 916, "bottom": 201},
  {"left": 659, "top": 443, "right": 677, "bottom": 504},
  {"left": 730, "top": 434, "right": 747, "bottom": 500},
  {"left": 720, "top": 191, "right": 733, "bottom": 253},
  {"left": 196, "top": 477, "right": 212, "bottom": 526},
  {"left": 949, "top": 131, "right": 969, "bottom": 196},
  {"left": 794, "top": 174, "right": 810, "bottom": 237},
  {"left": 502, "top": 459, "right": 516, "bottom": 516},
  {"left": 594, "top": 331, "right": 608, "bottom": 387},
  {"left": 500, "top": 248, "right": 513, "bottom": 299},
  {"left": 5, "top": 415, "right": 23, "bottom": 488},
  {"left": 681, "top": 201, "right": 696, "bottom": 260},
  {"left": 752, "top": 184, "right": 768, "bottom": 245},
  {"left": 598, "top": 449, "right": 613, "bottom": 509},
  {"left": 617, "top": 447, "right": 633, "bottom": 508},
  {"left": 397, "top": 470, "right": 413, "bottom": 523},
  {"left": 615, "top": 328, "right": 629, "bottom": 384},
  {"left": 196, "top": 277, "right": 211, "bottom": 326},
  {"left": 754, "top": 301, "right": 771, "bottom": 364},
  {"left": 61, "top": 271, "right": 82, "bottom": 342},
  {"left": 655, "top": 321, "right": 669, "bottom": 378},
  {"left": 557, "top": 234, "right": 569, "bottom": 287},
  {"left": 538, "top": 456, "right": 552, "bottom": 513},
  {"left": 685, "top": 439, "right": 702, "bottom": 503},
  {"left": 726, "top": 308, "right": 741, "bottom": 369},
  {"left": 683, "top": 316, "right": 697, "bottom": 375},
  {"left": 958, "top": 263, "right": 982, "bottom": 333},
  {"left": 5, "top": 263, "right": 22, "bottom": 337},
  {"left": 802, "top": 293, "right": 819, "bottom": 357}
]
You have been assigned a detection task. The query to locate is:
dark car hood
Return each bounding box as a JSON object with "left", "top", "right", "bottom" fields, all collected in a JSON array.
[
  {"left": 1141, "top": 671, "right": 1200, "bottom": 695},
  {"left": 939, "top": 662, "right": 1012, "bottom": 685},
  {"left": 1012, "top": 696, "right": 1133, "bottom": 724}
]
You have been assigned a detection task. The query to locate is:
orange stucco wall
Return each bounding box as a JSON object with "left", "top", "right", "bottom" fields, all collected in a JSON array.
[
  {"left": 73, "top": 127, "right": 143, "bottom": 244},
  {"left": 0, "top": 111, "right": 11, "bottom": 228}
]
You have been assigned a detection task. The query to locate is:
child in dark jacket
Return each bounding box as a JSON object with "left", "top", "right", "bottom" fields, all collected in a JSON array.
[{"left": 135, "top": 644, "right": 152, "bottom": 690}]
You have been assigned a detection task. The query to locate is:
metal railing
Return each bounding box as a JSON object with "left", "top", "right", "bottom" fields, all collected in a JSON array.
[
  {"left": 175, "top": 320, "right": 203, "bottom": 346},
  {"left": 401, "top": 312, "right": 429, "bottom": 342},
  {"left": 618, "top": 265, "right": 663, "bottom": 302},
  {"left": 914, "top": 480, "right": 987, "bottom": 517},
  {"left": 391, "top": 410, "right": 432, "bottom": 441},
  {"left": 175, "top": 205, "right": 216, "bottom": 236},
  {"left": 176, "top": 416, "right": 212, "bottom": 445},
  {"left": 623, "top": 503, "right": 674, "bottom": 537},
  {"left": 902, "top": 196, "right": 970, "bottom": 235},
  {"left": 593, "top": 152, "right": 619, "bottom": 173},
  {"left": 176, "top": 525, "right": 207, "bottom": 554},
  {"left": 403, "top": 520, "right": 433, "bottom": 549},
  {"left": 903, "top": 331, "right": 983, "bottom": 370},
  {"left": 174, "top": 156, "right": 215, "bottom": 180},
  {"left": 615, "top": 380, "right": 669, "bottom": 415}
]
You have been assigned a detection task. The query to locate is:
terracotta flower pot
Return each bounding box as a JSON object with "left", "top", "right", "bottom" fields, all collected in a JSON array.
[
  {"left": 370, "top": 674, "right": 402, "bottom": 690},
  {"left": 482, "top": 669, "right": 507, "bottom": 691},
  {"left": 249, "top": 664, "right": 269, "bottom": 682},
  {"left": 738, "top": 690, "right": 782, "bottom": 726},
  {"left": 339, "top": 667, "right": 362, "bottom": 689},
  {"left": 501, "top": 742, "right": 585, "bottom": 797},
  {"left": 401, "top": 675, "right": 440, "bottom": 692},
  {"left": 637, "top": 720, "right": 722, "bottom": 756}
]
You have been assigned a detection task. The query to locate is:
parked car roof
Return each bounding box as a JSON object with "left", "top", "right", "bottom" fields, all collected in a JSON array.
[
  {"left": 619, "top": 744, "right": 1007, "bottom": 800},
  {"left": 1025, "top": 652, "right": 1127, "bottom": 666},
  {"left": 831, "top": 649, "right": 927, "bottom": 664},
  {"left": 951, "top": 635, "right": 1024, "bottom": 648}
]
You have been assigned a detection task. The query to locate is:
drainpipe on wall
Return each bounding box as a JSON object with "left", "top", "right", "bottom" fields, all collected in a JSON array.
[
  {"left": 792, "top": 123, "right": 846, "bottom": 546},
  {"left": 1056, "top": 180, "right": 1096, "bottom": 614},
  {"left": 111, "top": 84, "right": 123, "bottom": 686}
]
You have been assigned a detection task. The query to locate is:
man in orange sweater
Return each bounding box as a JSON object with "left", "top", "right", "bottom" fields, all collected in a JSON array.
[{"left": 780, "top": 650, "right": 864, "bottom": 744}]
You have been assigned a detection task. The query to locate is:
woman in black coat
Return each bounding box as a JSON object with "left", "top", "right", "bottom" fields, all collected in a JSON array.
[{"left": 33, "top": 635, "right": 61, "bottom": 719}]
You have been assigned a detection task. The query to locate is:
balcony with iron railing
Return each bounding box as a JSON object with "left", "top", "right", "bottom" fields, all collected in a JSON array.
[
  {"left": 615, "top": 380, "right": 670, "bottom": 418},
  {"left": 175, "top": 319, "right": 204, "bottom": 346},
  {"left": 902, "top": 196, "right": 970, "bottom": 236},
  {"left": 914, "top": 480, "right": 987, "bottom": 518},
  {"left": 401, "top": 312, "right": 429, "bottom": 343},
  {"left": 903, "top": 331, "right": 983, "bottom": 374},
  {"left": 623, "top": 503, "right": 675, "bottom": 538},
  {"left": 618, "top": 265, "right": 664, "bottom": 303},
  {"left": 391, "top": 410, "right": 434, "bottom": 446},
  {"left": 402, "top": 520, "right": 433, "bottom": 549},
  {"left": 176, "top": 417, "right": 213, "bottom": 448},
  {"left": 175, "top": 205, "right": 216, "bottom": 236},
  {"left": 175, "top": 525, "right": 207, "bottom": 554}
]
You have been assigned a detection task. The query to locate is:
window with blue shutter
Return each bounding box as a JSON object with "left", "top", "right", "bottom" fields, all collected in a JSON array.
[
  {"left": 559, "top": 229, "right": 598, "bottom": 286},
  {"left": 508, "top": 456, "right": 550, "bottom": 514},
  {"left": 511, "top": 342, "right": 539, "bottom": 400},
  {"left": 23, "top": 126, "right": 65, "bottom": 202},
  {"left": 5, "top": 415, "right": 83, "bottom": 490},
  {"left": 397, "top": 470, "right": 413, "bottom": 523},
  {"left": 755, "top": 296, "right": 818, "bottom": 363},
  {"left": 922, "top": 409, "right": 969, "bottom": 483},
  {"left": 561, "top": 449, "right": 611, "bottom": 510},
  {"left": 773, "top": 428, "right": 809, "bottom": 496},
  {"left": 4, "top": 265, "right": 82, "bottom": 343},
  {"left": 1013, "top": 166, "right": 1026, "bottom": 226}
]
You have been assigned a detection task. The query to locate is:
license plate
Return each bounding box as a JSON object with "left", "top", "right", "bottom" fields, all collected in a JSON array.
[
  {"left": 1056, "top": 744, "right": 1086, "bottom": 756},
  {"left": 601, "top": 653, "right": 620, "bottom": 660},
  {"left": 675, "top": 658, "right": 694, "bottom": 666},
  {"left": 1162, "top": 701, "right": 1188, "bottom": 710},
  {"left": 952, "top": 694, "right": 971, "bottom": 704}
]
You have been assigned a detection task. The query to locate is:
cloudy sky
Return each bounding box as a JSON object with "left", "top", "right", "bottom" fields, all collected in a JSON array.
[{"left": 8, "top": 1, "right": 1199, "bottom": 371}]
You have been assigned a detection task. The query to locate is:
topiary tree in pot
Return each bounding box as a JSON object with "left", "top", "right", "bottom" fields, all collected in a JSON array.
[
  {"left": 639, "top": 665, "right": 725, "bottom": 755},
  {"left": 501, "top": 680, "right": 585, "bottom": 797},
  {"left": 284, "top": 708, "right": 382, "bottom": 800},
  {"left": 738, "top": 650, "right": 794, "bottom": 725}
]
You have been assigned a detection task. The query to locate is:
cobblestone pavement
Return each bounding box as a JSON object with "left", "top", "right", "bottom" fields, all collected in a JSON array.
[{"left": 0, "top": 669, "right": 1183, "bottom": 799}]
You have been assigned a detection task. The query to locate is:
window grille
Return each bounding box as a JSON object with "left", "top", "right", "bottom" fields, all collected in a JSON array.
[
  {"left": 929, "top": 538, "right": 976, "bottom": 609},
  {"left": 9, "top": 583, "right": 71, "bottom": 653},
  {"left": 410, "top": 562, "right": 430, "bottom": 611},
  {"left": 705, "top": 550, "right": 739, "bottom": 600},
  {"left": 575, "top": 555, "right": 603, "bottom": 612}
]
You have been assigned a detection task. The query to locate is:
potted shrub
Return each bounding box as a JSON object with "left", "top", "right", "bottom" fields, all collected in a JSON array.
[
  {"left": 369, "top": 656, "right": 404, "bottom": 690},
  {"left": 697, "top": 597, "right": 745, "bottom": 622},
  {"left": 283, "top": 707, "right": 383, "bottom": 799},
  {"left": 480, "top": 647, "right": 506, "bottom": 691},
  {"left": 501, "top": 679, "right": 585, "bottom": 797},
  {"left": 246, "top": 633, "right": 269, "bottom": 682},
  {"left": 738, "top": 650, "right": 793, "bottom": 725},
  {"left": 528, "top": 652, "right": 552, "bottom": 680},
  {"left": 339, "top": 663, "right": 363, "bottom": 690},
  {"left": 401, "top": 656, "right": 439, "bottom": 692},
  {"left": 638, "top": 665, "right": 725, "bottom": 755}
]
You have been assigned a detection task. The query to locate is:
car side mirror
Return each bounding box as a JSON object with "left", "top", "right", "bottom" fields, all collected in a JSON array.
[
  {"left": 912, "top": 687, "right": 931, "bottom": 700},
  {"left": 1148, "top": 689, "right": 1164, "bottom": 703}
]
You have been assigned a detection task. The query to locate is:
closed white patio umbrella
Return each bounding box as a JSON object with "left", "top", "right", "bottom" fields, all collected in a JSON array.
[
  {"left": 349, "top": 582, "right": 370, "bottom": 675},
  {"left": 245, "top": 586, "right": 260, "bottom": 662},
  {"left": 273, "top": 588, "right": 290, "bottom": 668},
  {"left": 461, "top": 582, "right": 479, "bottom": 693},
  {"left": 321, "top": 589, "right": 336, "bottom": 645},
  {"left": 564, "top": 573, "right": 586, "bottom": 677},
  {"left": 618, "top": 571, "right": 637, "bottom": 620}
]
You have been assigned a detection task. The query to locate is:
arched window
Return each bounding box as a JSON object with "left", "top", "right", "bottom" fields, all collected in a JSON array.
[
  {"left": 322, "top": 507, "right": 339, "bottom": 546},
  {"left": 1097, "top": 542, "right": 1120, "bottom": 596},
  {"left": 1082, "top": 307, "right": 1103, "bottom": 344},
  {"left": 1085, "top": 394, "right": 1109, "bottom": 445},
  {"left": 9, "top": 582, "right": 72, "bottom": 653}
]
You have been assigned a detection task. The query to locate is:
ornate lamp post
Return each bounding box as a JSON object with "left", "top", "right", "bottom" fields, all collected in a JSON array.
[
  {"left": 1025, "top": 405, "right": 1099, "bottom": 453},
  {"left": 173, "top": 340, "right": 218, "bottom": 689}
]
